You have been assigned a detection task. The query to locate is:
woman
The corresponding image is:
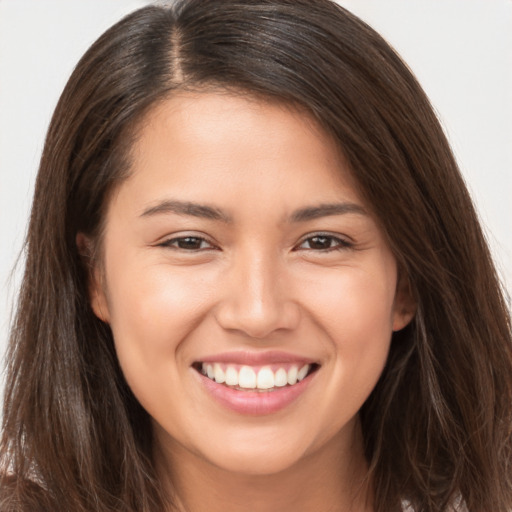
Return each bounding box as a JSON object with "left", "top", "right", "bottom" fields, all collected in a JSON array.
[{"left": 1, "top": 1, "right": 511, "bottom": 511}]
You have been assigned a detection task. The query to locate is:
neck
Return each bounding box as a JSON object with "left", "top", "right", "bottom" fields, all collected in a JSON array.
[{"left": 155, "top": 422, "right": 373, "bottom": 512}]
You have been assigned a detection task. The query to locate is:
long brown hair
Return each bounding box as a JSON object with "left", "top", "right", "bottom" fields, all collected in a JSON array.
[{"left": 2, "top": 1, "right": 511, "bottom": 511}]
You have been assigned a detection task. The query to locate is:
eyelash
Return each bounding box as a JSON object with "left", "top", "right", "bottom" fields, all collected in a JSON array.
[
  {"left": 157, "top": 233, "right": 353, "bottom": 252},
  {"left": 158, "top": 236, "right": 217, "bottom": 251},
  {"left": 295, "top": 233, "right": 354, "bottom": 252}
]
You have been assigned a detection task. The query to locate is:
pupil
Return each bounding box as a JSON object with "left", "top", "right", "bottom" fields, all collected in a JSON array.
[
  {"left": 179, "top": 237, "right": 201, "bottom": 249},
  {"left": 310, "top": 236, "right": 330, "bottom": 249}
]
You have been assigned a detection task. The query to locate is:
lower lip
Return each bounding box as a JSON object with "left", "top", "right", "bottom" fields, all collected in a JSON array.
[{"left": 195, "top": 370, "right": 315, "bottom": 415}]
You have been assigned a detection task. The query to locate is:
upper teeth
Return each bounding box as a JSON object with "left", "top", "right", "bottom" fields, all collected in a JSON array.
[{"left": 202, "top": 363, "right": 311, "bottom": 390}]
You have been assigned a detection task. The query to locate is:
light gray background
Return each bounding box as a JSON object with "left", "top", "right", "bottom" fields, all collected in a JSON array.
[{"left": 1, "top": 1, "right": 511, "bottom": 395}]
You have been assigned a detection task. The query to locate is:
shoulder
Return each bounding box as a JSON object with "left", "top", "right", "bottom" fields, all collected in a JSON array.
[{"left": 0, "top": 475, "right": 54, "bottom": 512}]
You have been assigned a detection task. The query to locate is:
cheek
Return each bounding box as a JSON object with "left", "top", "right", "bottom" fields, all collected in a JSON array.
[
  {"left": 300, "top": 262, "right": 396, "bottom": 393},
  {"left": 103, "top": 254, "right": 217, "bottom": 373},
  {"left": 302, "top": 263, "right": 397, "bottom": 340},
  {"left": 102, "top": 257, "right": 219, "bottom": 425},
  {"left": 307, "top": 270, "right": 395, "bottom": 432}
]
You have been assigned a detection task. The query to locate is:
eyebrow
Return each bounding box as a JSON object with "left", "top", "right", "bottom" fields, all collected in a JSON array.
[
  {"left": 289, "top": 202, "right": 368, "bottom": 222},
  {"left": 140, "top": 200, "right": 232, "bottom": 222},
  {"left": 140, "top": 199, "right": 367, "bottom": 223}
]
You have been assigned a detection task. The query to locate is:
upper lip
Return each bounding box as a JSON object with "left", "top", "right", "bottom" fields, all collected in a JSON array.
[{"left": 194, "top": 350, "right": 317, "bottom": 366}]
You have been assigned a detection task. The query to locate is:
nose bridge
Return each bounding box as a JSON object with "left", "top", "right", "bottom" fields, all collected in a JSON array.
[
  {"left": 215, "top": 245, "right": 298, "bottom": 338},
  {"left": 241, "top": 250, "right": 277, "bottom": 317}
]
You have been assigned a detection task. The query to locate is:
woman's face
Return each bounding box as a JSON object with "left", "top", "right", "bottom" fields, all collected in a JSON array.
[{"left": 88, "top": 91, "right": 413, "bottom": 476}]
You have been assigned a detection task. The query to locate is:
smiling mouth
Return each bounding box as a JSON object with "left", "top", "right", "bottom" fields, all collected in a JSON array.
[{"left": 192, "top": 362, "right": 320, "bottom": 392}]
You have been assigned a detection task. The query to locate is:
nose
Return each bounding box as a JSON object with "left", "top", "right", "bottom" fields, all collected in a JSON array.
[{"left": 214, "top": 250, "right": 300, "bottom": 339}]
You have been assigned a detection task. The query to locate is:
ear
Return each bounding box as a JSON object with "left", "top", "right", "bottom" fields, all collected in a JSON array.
[
  {"left": 76, "top": 233, "right": 111, "bottom": 323},
  {"left": 392, "top": 273, "right": 416, "bottom": 332}
]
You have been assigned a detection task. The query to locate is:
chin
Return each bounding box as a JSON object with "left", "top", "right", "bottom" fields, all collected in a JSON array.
[
  {"left": 187, "top": 421, "right": 316, "bottom": 477},
  {"left": 206, "top": 444, "right": 307, "bottom": 477}
]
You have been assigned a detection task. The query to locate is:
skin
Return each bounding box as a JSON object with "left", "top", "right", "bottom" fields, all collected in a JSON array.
[{"left": 85, "top": 91, "right": 414, "bottom": 512}]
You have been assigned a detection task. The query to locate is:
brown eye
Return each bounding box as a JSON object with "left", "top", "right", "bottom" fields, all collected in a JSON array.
[
  {"left": 160, "top": 236, "right": 213, "bottom": 251},
  {"left": 304, "top": 236, "right": 333, "bottom": 250},
  {"left": 297, "top": 234, "right": 352, "bottom": 251}
]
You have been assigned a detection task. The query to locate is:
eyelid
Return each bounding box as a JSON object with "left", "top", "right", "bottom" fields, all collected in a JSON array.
[
  {"left": 156, "top": 233, "right": 219, "bottom": 251},
  {"left": 154, "top": 231, "right": 354, "bottom": 252},
  {"left": 294, "top": 232, "right": 354, "bottom": 251}
]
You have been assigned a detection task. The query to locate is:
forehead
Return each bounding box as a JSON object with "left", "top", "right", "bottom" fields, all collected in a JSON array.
[
  {"left": 107, "top": 90, "right": 365, "bottom": 221},
  {"left": 134, "top": 90, "right": 342, "bottom": 162}
]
